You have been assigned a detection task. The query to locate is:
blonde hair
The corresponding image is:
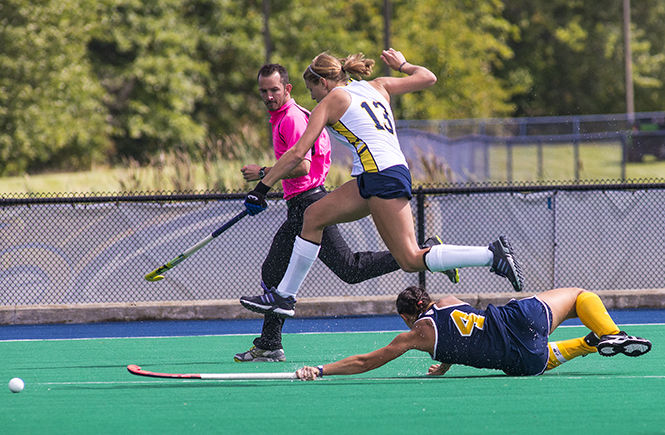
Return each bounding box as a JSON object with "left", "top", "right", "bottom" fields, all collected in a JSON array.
[{"left": 303, "top": 52, "right": 375, "bottom": 83}]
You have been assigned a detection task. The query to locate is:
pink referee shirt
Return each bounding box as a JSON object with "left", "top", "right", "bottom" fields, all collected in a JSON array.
[{"left": 269, "top": 98, "right": 331, "bottom": 199}]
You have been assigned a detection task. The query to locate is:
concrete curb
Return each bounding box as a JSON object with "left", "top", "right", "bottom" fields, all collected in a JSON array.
[{"left": 1, "top": 288, "right": 664, "bottom": 325}]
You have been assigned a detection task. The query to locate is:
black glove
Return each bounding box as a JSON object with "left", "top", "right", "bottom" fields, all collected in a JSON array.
[{"left": 244, "top": 181, "right": 271, "bottom": 215}]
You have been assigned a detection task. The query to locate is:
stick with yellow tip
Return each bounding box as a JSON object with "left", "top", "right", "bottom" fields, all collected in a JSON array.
[{"left": 144, "top": 210, "right": 248, "bottom": 282}]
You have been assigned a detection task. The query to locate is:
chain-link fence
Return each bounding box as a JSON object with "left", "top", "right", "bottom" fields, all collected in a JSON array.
[{"left": 3, "top": 181, "right": 664, "bottom": 306}]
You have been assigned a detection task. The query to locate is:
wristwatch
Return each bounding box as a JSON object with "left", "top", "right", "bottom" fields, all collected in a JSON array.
[{"left": 258, "top": 166, "right": 266, "bottom": 179}]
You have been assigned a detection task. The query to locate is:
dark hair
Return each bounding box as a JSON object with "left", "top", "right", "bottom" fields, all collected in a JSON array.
[
  {"left": 303, "top": 52, "right": 375, "bottom": 83},
  {"left": 396, "top": 286, "right": 432, "bottom": 316},
  {"left": 257, "top": 64, "right": 289, "bottom": 85}
]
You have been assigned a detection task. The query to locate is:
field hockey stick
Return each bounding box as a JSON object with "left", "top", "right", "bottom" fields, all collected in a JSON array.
[
  {"left": 144, "top": 210, "right": 248, "bottom": 282},
  {"left": 127, "top": 364, "right": 297, "bottom": 380}
]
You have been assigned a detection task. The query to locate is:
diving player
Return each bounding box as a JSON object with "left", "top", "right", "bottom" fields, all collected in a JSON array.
[{"left": 295, "top": 286, "right": 652, "bottom": 379}]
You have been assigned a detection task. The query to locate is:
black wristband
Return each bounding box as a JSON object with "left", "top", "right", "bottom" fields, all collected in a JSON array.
[
  {"left": 398, "top": 61, "right": 407, "bottom": 73},
  {"left": 317, "top": 365, "right": 324, "bottom": 377},
  {"left": 254, "top": 181, "right": 271, "bottom": 195}
]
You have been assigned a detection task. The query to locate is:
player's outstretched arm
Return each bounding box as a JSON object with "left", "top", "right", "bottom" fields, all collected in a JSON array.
[
  {"left": 373, "top": 48, "right": 437, "bottom": 96},
  {"left": 296, "top": 322, "right": 435, "bottom": 380},
  {"left": 296, "top": 332, "right": 414, "bottom": 380}
]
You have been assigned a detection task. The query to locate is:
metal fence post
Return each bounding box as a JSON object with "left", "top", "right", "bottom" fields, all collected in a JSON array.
[
  {"left": 537, "top": 140, "right": 543, "bottom": 180},
  {"left": 620, "top": 132, "right": 627, "bottom": 181},
  {"left": 484, "top": 138, "right": 490, "bottom": 179},
  {"left": 506, "top": 140, "right": 513, "bottom": 183},
  {"left": 573, "top": 118, "right": 581, "bottom": 180},
  {"left": 416, "top": 187, "right": 426, "bottom": 289}
]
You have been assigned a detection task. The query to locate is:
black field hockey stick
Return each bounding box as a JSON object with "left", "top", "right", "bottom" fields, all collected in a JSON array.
[
  {"left": 144, "top": 210, "right": 248, "bottom": 282},
  {"left": 127, "top": 364, "right": 297, "bottom": 380}
]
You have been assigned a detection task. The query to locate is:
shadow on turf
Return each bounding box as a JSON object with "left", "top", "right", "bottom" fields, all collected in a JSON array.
[{"left": 51, "top": 372, "right": 623, "bottom": 391}]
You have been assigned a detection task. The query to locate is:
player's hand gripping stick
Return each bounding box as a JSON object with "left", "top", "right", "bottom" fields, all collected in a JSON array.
[{"left": 244, "top": 181, "right": 271, "bottom": 215}]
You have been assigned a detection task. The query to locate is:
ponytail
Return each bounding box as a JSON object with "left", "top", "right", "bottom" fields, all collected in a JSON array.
[{"left": 303, "top": 52, "right": 375, "bottom": 83}]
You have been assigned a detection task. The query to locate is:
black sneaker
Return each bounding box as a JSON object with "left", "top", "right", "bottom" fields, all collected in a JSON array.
[
  {"left": 597, "top": 331, "right": 652, "bottom": 357},
  {"left": 240, "top": 289, "right": 296, "bottom": 318},
  {"left": 422, "top": 236, "right": 460, "bottom": 284},
  {"left": 234, "top": 346, "right": 286, "bottom": 362},
  {"left": 583, "top": 331, "right": 600, "bottom": 347},
  {"left": 488, "top": 236, "right": 524, "bottom": 292}
]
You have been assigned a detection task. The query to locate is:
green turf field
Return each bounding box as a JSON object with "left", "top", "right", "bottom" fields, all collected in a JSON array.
[{"left": 2, "top": 325, "right": 663, "bottom": 434}]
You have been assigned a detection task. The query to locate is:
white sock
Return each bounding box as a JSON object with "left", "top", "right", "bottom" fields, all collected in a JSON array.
[
  {"left": 275, "top": 236, "right": 320, "bottom": 298},
  {"left": 424, "top": 244, "right": 493, "bottom": 272}
]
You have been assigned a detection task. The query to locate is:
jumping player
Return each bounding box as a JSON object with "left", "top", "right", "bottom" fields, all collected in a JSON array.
[
  {"left": 241, "top": 48, "right": 523, "bottom": 319},
  {"left": 236, "top": 64, "right": 414, "bottom": 362},
  {"left": 295, "top": 286, "right": 652, "bottom": 379}
]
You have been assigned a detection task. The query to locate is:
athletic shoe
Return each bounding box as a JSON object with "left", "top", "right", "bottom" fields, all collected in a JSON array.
[
  {"left": 240, "top": 289, "right": 296, "bottom": 318},
  {"left": 596, "top": 331, "right": 652, "bottom": 357},
  {"left": 488, "top": 236, "right": 524, "bottom": 292},
  {"left": 583, "top": 331, "right": 600, "bottom": 347},
  {"left": 422, "top": 236, "right": 460, "bottom": 284},
  {"left": 234, "top": 346, "right": 286, "bottom": 362}
]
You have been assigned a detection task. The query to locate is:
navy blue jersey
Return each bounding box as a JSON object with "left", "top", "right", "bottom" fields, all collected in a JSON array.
[{"left": 417, "top": 297, "right": 552, "bottom": 376}]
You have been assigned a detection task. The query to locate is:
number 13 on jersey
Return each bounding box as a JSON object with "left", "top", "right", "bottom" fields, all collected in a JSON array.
[{"left": 360, "top": 101, "right": 394, "bottom": 134}]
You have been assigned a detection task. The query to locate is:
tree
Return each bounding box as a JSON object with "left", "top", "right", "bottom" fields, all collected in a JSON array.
[
  {"left": 263, "top": 0, "right": 518, "bottom": 120},
  {"left": 0, "top": 0, "right": 109, "bottom": 175},
  {"left": 392, "top": 0, "right": 520, "bottom": 119},
  {"left": 182, "top": 0, "right": 266, "bottom": 151},
  {"left": 496, "top": 0, "right": 665, "bottom": 116},
  {"left": 263, "top": 0, "right": 385, "bottom": 112},
  {"left": 629, "top": 0, "right": 665, "bottom": 112},
  {"left": 88, "top": 0, "right": 209, "bottom": 161},
  {"left": 4, "top": 0, "right": 664, "bottom": 178}
]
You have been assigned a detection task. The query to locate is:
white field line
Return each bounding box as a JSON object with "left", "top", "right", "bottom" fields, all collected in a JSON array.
[
  {"left": 34, "top": 373, "right": 665, "bottom": 388},
  {"left": 2, "top": 329, "right": 399, "bottom": 342},
  {"left": 36, "top": 379, "right": 299, "bottom": 386},
  {"left": 2, "top": 322, "right": 664, "bottom": 343}
]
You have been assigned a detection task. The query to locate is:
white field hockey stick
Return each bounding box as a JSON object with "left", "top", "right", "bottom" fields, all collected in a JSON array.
[
  {"left": 144, "top": 210, "right": 248, "bottom": 282},
  {"left": 127, "top": 364, "right": 297, "bottom": 380}
]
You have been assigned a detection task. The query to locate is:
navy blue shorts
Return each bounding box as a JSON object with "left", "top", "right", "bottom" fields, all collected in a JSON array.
[
  {"left": 493, "top": 296, "right": 552, "bottom": 376},
  {"left": 356, "top": 165, "right": 412, "bottom": 200}
]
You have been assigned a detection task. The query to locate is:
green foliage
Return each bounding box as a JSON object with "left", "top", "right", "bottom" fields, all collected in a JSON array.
[
  {"left": 89, "top": 0, "right": 209, "bottom": 161},
  {"left": 266, "top": 0, "right": 384, "bottom": 112},
  {"left": 0, "top": 0, "right": 109, "bottom": 175},
  {"left": 496, "top": 0, "right": 665, "bottom": 115},
  {"left": 630, "top": 0, "right": 665, "bottom": 110},
  {"left": 392, "top": 0, "right": 519, "bottom": 119},
  {"left": 2, "top": 0, "right": 665, "bottom": 182},
  {"left": 182, "top": 0, "right": 266, "bottom": 146}
]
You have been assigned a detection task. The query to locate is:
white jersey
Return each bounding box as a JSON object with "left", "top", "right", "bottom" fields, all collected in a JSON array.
[{"left": 326, "top": 80, "right": 408, "bottom": 176}]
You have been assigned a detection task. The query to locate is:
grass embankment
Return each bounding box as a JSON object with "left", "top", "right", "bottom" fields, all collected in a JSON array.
[
  {"left": 0, "top": 153, "right": 354, "bottom": 195},
  {"left": 1, "top": 141, "right": 664, "bottom": 194},
  {"left": 487, "top": 141, "right": 665, "bottom": 182}
]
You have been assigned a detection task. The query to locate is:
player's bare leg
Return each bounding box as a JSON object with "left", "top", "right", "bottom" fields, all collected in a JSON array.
[
  {"left": 300, "top": 180, "right": 371, "bottom": 244},
  {"left": 368, "top": 196, "right": 425, "bottom": 272},
  {"left": 240, "top": 181, "right": 370, "bottom": 317}
]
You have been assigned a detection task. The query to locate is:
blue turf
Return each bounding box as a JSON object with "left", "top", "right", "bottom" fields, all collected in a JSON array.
[
  {"left": 0, "top": 315, "right": 404, "bottom": 341},
  {"left": 1, "top": 309, "right": 663, "bottom": 341}
]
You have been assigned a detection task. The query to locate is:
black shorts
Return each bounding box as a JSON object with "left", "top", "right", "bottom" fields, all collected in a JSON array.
[{"left": 356, "top": 165, "right": 412, "bottom": 200}]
